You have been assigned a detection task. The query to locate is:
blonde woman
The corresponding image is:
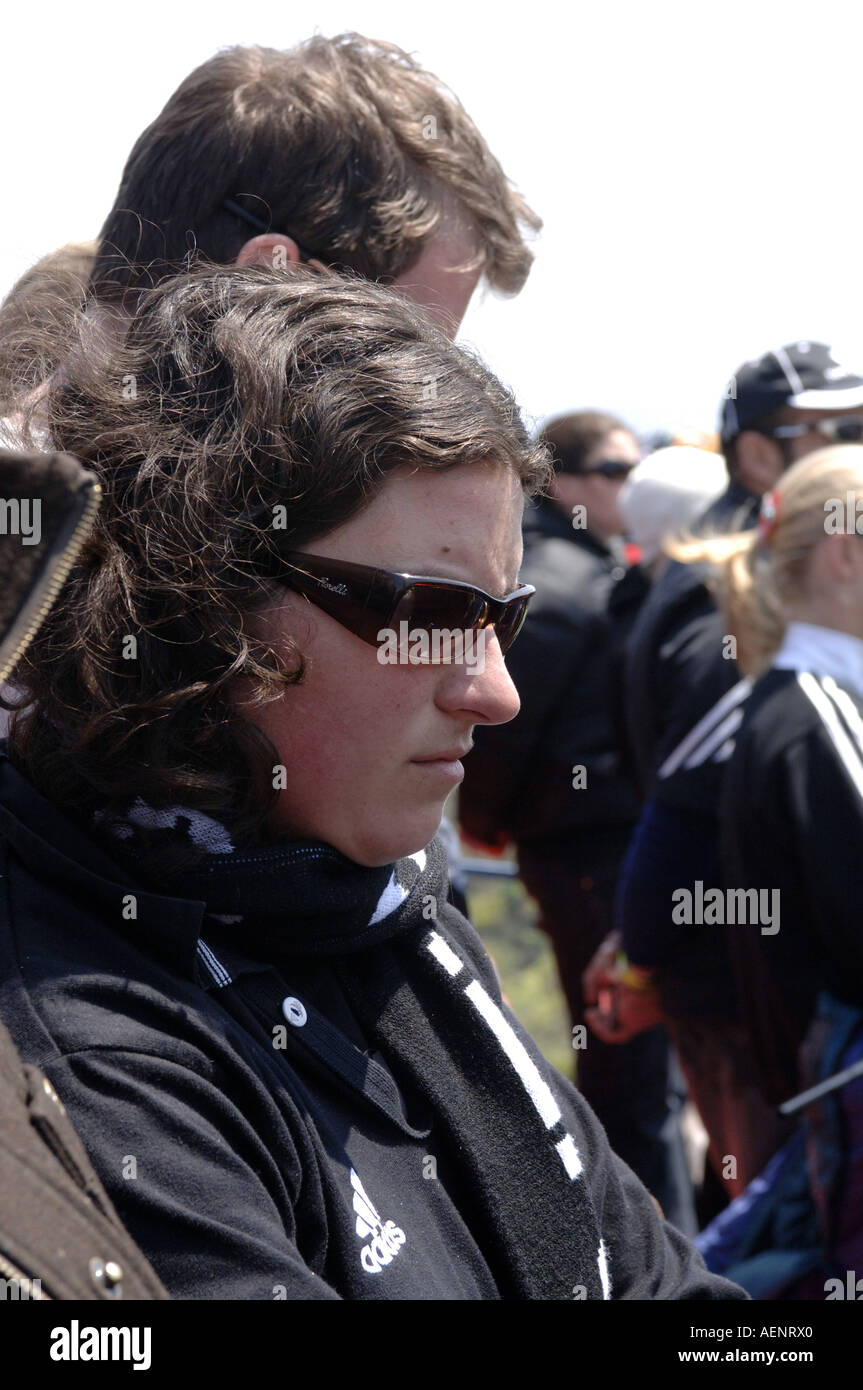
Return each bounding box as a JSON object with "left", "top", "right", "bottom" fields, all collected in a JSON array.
[{"left": 683, "top": 445, "right": 863, "bottom": 1292}]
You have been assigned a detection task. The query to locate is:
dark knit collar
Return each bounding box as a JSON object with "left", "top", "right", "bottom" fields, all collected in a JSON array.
[{"left": 165, "top": 833, "right": 449, "bottom": 960}]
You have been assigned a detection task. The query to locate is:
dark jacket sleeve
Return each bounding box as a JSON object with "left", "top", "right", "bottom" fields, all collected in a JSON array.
[
  {"left": 0, "top": 1020, "right": 168, "bottom": 1300},
  {"left": 788, "top": 719, "right": 863, "bottom": 981},
  {"left": 721, "top": 686, "right": 863, "bottom": 1101},
  {"left": 577, "top": 1096, "right": 748, "bottom": 1300},
  {"left": 43, "top": 1046, "right": 342, "bottom": 1301}
]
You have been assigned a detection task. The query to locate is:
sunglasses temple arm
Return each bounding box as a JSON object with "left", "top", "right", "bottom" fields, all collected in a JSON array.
[{"left": 294, "top": 571, "right": 396, "bottom": 646}]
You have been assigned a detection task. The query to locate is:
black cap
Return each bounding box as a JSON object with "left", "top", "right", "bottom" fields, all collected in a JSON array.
[{"left": 719, "top": 341, "right": 863, "bottom": 444}]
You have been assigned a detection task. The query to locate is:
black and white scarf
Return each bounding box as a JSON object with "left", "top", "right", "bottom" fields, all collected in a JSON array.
[{"left": 99, "top": 801, "right": 611, "bottom": 1299}]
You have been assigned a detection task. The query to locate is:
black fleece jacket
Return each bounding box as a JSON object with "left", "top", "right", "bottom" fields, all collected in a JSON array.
[{"left": 0, "top": 755, "right": 745, "bottom": 1301}]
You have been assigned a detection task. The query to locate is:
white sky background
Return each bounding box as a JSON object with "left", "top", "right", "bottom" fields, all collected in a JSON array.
[{"left": 3, "top": 0, "right": 863, "bottom": 438}]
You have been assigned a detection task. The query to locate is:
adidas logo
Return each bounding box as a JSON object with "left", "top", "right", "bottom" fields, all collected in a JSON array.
[{"left": 350, "top": 1168, "right": 407, "bottom": 1275}]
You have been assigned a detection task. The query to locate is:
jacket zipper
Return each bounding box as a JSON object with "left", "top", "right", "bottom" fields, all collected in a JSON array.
[
  {"left": 0, "top": 477, "right": 102, "bottom": 684},
  {"left": 0, "top": 1248, "right": 51, "bottom": 1299}
]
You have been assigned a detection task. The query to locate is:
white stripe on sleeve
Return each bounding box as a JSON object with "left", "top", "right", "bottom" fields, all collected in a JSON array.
[
  {"left": 797, "top": 672, "right": 863, "bottom": 804},
  {"left": 821, "top": 675, "right": 863, "bottom": 760},
  {"left": 598, "top": 1238, "right": 612, "bottom": 1300},
  {"left": 197, "top": 938, "right": 232, "bottom": 987},
  {"left": 657, "top": 678, "right": 752, "bottom": 779},
  {"left": 555, "top": 1132, "right": 584, "bottom": 1179}
]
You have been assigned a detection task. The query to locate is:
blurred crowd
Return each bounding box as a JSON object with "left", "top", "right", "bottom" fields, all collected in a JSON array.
[{"left": 459, "top": 351, "right": 863, "bottom": 1296}]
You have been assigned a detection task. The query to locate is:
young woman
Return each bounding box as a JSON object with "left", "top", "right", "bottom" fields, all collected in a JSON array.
[
  {"left": 0, "top": 265, "right": 742, "bottom": 1300},
  {"left": 676, "top": 445, "right": 863, "bottom": 1288}
]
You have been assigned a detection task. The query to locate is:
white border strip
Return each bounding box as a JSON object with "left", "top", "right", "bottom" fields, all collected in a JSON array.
[
  {"left": 464, "top": 978, "right": 561, "bottom": 1129},
  {"left": 598, "top": 1239, "right": 612, "bottom": 1300},
  {"left": 427, "top": 930, "right": 464, "bottom": 978},
  {"left": 555, "top": 1132, "right": 584, "bottom": 1180}
]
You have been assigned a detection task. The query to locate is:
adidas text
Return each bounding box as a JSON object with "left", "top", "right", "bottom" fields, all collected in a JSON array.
[{"left": 351, "top": 1167, "right": 407, "bottom": 1275}]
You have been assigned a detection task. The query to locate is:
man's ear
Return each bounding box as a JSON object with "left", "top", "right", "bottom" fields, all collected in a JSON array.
[
  {"left": 733, "top": 431, "right": 785, "bottom": 497},
  {"left": 235, "top": 235, "right": 304, "bottom": 270}
]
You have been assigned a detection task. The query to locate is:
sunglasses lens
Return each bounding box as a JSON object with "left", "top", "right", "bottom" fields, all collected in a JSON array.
[
  {"left": 391, "top": 584, "right": 531, "bottom": 660},
  {"left": 495, "top": 596, "right": 530, "bottom": 653},
  {"left": 391, "top": 585, "right": 486, "bottom": 661},
  {"left": 582, "top": 461, "right": 634, "bottom": 480},
  {"left": 833, "top": 419, "right": 863, "bottom": 442},
  {"left": 397, "top": 585, "right": 483, "bottom": 631}
]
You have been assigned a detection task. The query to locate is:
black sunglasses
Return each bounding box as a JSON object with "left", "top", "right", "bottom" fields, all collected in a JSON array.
[
  {"left": 578, "top": 460, "right": 637, "bottom": 481},
  {"left": 762, "top": 417, "right": 863, "bottom": 445},
  {"left": 262, "top": 551, "right": 535, "bottom": 656}
]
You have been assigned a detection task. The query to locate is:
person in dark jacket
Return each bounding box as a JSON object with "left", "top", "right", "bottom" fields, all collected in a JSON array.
[
  {"left": 607, "top": 444, "right": 727, "bottom": 792},
  {"left": 458, "top": 410, "right": 698, "bottom": 1231},
  {"left": 587, "top": 344, "right": 863, "bottom": 1203},
  {"left": 680, "top": 444, "right": 863, "bottom": 1295},
  {"left": 0, "top": 266, "right": 745, "bottom": 1301},
  {"left": 0, "top": 447, "right": 167, "bottom": 1302}
]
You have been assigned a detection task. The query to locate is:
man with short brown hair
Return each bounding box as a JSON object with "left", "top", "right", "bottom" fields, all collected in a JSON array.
[{"left": 91, "top": 35, "right": 540, "bottom": 336}]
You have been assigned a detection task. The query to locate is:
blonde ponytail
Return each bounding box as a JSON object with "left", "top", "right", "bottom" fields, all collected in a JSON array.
[{"left": 669, "top": 444, "right": 863, "bottom": 676}]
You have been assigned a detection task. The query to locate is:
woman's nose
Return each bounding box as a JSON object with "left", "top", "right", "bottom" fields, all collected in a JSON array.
[{"left": 435, "top": 627, "right": 521, "bottom": 726}]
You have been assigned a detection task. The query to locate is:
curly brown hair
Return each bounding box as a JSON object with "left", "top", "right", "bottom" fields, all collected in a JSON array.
[
  {"left": 8, "top": 265, "right": 549, "bottom": 875},
  {"left": 0, "top": 242, "right": 96, "bottom": 414},
  {"left": 92, "top": 36, "right": 540, "bottom": 302}
]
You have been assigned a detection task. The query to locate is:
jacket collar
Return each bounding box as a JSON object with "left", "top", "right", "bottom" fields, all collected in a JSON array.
[
  {"left": 522, "top": 495, "right": 620, "bottom": 562},
  {"left": 773, "top": 621, "right": 863, "bottom": 700},
  {"left": 0, "top": 749, "right": 448, "bottom": 984},
  {"left": 167, "top": 836, "right": 447, "bottom": 962},
  {"left": 0, "top": 750, "right": 208, "bottom": 981}
]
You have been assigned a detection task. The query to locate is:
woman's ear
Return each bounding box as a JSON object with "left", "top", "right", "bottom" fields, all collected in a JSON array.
[
  {"left": 819, "top": 530, "right": 863, "bottom": 588},
  {"left": 235, "top": 235, "right": 304, "bottom": 269}
]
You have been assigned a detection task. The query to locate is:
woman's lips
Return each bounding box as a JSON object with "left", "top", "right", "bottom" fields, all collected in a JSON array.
[{"left": 410, "top": 753, "right": 467, "bottom": 783}]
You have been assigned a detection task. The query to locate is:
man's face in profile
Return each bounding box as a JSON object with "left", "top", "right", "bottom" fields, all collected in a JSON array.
[{"left": 389, "top": 199, "right": 483, "bottom": 338}]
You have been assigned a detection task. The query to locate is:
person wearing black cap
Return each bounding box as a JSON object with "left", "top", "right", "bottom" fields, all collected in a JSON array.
[
  {"left": 679, "top": 445, "right": 863, "bottom": 1296},
  {"left": 585, "top": 343, "right": 863, "bottom": 1210}
]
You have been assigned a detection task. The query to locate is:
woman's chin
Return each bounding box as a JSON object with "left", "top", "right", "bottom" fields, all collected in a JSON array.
[{"left": 336, "top": 812, "right": 444, "bottom": 868}]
